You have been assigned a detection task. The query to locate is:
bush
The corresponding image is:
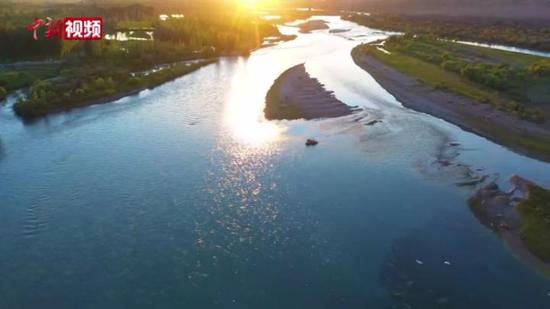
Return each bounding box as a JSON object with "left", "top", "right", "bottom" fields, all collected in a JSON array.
[
  {"left": 127, "top": 76, "right": 142, "bottom": 87},
  {"left": 0, "top": 86, "right": 7, "bottom": 100},
  {"left": 75, "top": 88, "right": 86, "bottom": 96},
  {"left": 95, "top": 77, "right": 106, "bottom": 90}
]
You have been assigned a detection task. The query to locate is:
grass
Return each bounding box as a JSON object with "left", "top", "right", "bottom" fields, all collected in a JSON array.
[
  {"left": 365, "top": 45, "right": 498, "bottom": 103},
  {"left": 517, "top": 184, "right": 550, "bottom": 262}
]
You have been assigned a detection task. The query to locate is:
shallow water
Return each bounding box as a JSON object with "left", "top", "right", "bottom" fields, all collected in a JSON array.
[{"left": 0, "top": 16, "right": 549, "bottom": 308}]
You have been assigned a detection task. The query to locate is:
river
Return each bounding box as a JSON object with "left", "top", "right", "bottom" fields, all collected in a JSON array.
[{"left": 0, "top": 16, "right": 549, "bottom": 308}]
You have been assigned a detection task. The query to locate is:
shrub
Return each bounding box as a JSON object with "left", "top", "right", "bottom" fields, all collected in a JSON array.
[
  {"left": 75, "top": 88, "right": 85, "bottom": 96},
  {"left": 94, "top": 77, "right": 106, "bottom": 90},
  {"left": 127, "top": 76, "right": 142, "bottom": 87},
  {"left": 0, "top": 86, "right": 6, "bottom": 100}
]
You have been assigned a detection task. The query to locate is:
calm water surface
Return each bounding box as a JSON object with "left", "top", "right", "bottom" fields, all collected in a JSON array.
[{"left": 0, "top": 16, "right": 549, "bottom": 308}]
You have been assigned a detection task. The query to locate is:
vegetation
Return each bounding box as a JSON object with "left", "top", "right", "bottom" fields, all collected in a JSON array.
[
  {"left": 343, "top": 13, "right": 550, "bottom": 52},
  {"left": 517, "top": 184, "right": 550, "bottom": 263},
  {"left": 154, "top": 12, "right": 282, "bottom": 54},
  {"left": 0, "top": 63, "right": 60, "bottom": 92},
  {"left": 13, "top": 59, "right": 216, "bottom": 119},
  {"left": 353, "top": 35, "right": 550, "bottom": 121},
  {"left": 0, "top": 86, "right": 6, "bottom": 101},
  {"left": 0, "top": 3, "right": 289, "bottom": 62}
]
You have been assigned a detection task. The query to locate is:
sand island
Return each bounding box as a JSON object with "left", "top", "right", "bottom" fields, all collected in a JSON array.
[{"left": 264, "top": 64, "right": 355, "bottom": 120}]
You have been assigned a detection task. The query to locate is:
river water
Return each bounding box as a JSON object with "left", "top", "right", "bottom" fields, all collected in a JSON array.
[{"left": 0, "top": 16, "right": 549, "bottom": 308}]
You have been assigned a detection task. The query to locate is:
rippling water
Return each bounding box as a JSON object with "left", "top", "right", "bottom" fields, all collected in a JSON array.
[{"left": 0, "top": 16, "right": 549, "bottom": 308}]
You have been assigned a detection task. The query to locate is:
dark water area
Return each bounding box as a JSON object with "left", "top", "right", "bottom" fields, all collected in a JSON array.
[{"left": 0, "top": 16, "right": 549, "bottom": 308}]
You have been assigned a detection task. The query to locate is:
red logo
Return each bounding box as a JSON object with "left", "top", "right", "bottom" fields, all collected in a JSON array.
[{"left": 27, "top": 16, "right": 103, "bottom": 40}]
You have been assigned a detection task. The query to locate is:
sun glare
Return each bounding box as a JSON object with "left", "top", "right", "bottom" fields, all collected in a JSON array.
[
  {"left": 237, "top": 0, "right": 277, "bottom": 9},
  {"left": 224, "top": 58, "right": 285, "bottom": 146},
  {"left": 238, "top": 0, "right": 258, "bottom": 9}
]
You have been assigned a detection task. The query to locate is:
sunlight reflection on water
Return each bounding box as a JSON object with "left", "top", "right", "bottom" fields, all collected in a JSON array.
[{"left": 224, "top": 57, "right": 286, "bottom": 147}]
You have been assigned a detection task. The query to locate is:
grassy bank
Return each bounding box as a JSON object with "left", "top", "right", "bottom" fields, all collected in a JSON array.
[
  {"left": 352, "top": 35, "right": 550, "bottom": 159},
  {"left": 355, "top": 35, "right": 550, "bottom": 121},
  {"left": 13, "top": 59, "right": 216, "bottom": 119}
]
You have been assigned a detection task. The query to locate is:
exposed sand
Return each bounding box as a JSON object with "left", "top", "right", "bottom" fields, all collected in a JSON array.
[
  {"left": 352, "top": 51, "right": 550, "bottom": 161},
  {"left": 264, "top": 64, "right": 354, "bottom": 120},
  {"left": 297, "top": 20, "right": 329, "bottom": 33}
]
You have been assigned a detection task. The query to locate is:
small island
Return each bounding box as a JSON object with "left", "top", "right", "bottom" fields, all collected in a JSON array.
[
  {"left": 469, "top": 176, "right": 550, "bottom": 273},
  {"left": 264, "top": 64, "right": 354, "bottom": 120},
  {"left": 297, "top": 19, "right": 329, "bottom": 33},
  {"left": 351, "top": 35, "right": 550, "bottom": 161}
]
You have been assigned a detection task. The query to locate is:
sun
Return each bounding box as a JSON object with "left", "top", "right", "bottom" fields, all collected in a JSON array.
[
  {"left": 235, "top": 0, "right": 278, "bottom": 10},
  {"left": 238, "top": 0, "right": 257, "bottom": 8},
  {"left": 238, "top": 0, "right": 273, "bottom": 9}
]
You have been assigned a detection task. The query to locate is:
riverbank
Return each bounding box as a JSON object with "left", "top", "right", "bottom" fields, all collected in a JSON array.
[
  {"left": 351, "top": 43, "right": 550, "bottom": 162},
  {"left": 13, "top": 59, "right": 216, "bottom": 120},
  {"left": 264, "top": 64, "right": 355, "bottom": 120}
]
